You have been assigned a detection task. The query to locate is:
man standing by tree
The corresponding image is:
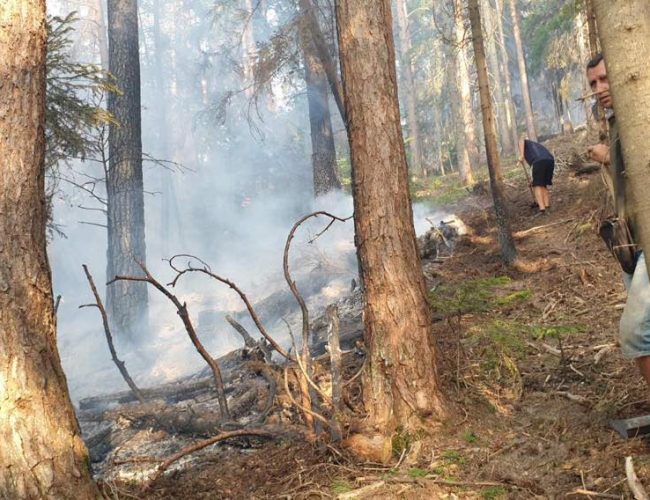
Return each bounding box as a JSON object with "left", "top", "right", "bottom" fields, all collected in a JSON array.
[
  {"left": 517, "top": 135, "right": 555, "bottom": 216},
  {"left": 586, "top": 53, "right": 650, "bottom": 389}
]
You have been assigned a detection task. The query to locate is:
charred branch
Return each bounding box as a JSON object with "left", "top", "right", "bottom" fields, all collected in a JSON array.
[
  {"left": 167, "top": 254, "right": 293, "bottom": 362},
  {"left": 109, "top": 261, "right": 230, "bottom": 420},
  {"left": 80, "top": 264, "right": 145, "bottom": 404}
]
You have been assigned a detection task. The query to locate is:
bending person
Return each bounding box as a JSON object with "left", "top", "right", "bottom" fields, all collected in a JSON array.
[{"left": 518, "top": 135, "right": 555, "bottom": 216}]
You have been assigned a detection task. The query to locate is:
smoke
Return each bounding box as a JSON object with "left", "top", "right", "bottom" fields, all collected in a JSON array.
[{"left": 46, "top": 0, "right": 455, "bottom": 403}]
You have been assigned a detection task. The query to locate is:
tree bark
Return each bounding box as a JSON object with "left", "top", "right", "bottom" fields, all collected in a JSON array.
[
  {"left": 453, "top": 0, "right": 478, "bottom": 185},
  {"left": 299, "top": 9, "right": 341, "bottom": 196},
  {"left": 0, "top": 2, "right": 99, "bottom": 497},
  {"left": 242, "top": 0, "right": 256, "bottom": 97},
  {"left": 508, "top": 0, "right": 537, "bottom": 140},
  {"left": 395, "top": 0, "right": 424, "bottom": 175},
  {"left": 469, "top": 0, "right": 518, "bottom": 265},
  {"left": 335, "top": 0, "right": 446, "bottom": 454},
  {"left": 483, "top": 0, "right": 514, "bottom": 157},
  {"left": 585, "top": 0, "right": 600, "bottom": 57},
  {"left": 106, "top": 0, "right": 149, "bottom": 341},
  {"left": 592, "top": 0, "right": 650, "bottom": 277},
  {"left": 299, "top": 0, "right": 346, "bottom": 124},
  {"left": 494, "top": 0, "right": 520, "bottom": 153}
]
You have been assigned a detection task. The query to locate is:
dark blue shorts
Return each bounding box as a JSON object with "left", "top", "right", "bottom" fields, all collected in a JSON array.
[{"left": 532, "top": 159, "right": 554, "bottom": 187}]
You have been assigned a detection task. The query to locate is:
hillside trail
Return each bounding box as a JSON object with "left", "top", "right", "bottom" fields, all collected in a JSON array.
[{"left": 129, "top": 130, "right": 650, "bottom": 499}]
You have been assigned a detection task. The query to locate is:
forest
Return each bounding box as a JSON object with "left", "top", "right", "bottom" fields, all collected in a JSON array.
[{"left": 2, "top": 0, "right": 650, "bottom": 498}]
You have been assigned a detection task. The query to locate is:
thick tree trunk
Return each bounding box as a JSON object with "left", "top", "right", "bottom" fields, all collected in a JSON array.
[
  {"left": 106, "top": 0, "right": 149, "bottom": 341},
  {"left": 508, "top": 0, "right": 537, "bottom": 140},
  {"left": 300, "top": 24, "right": 341, "bottom": 196},
  {"left": 592, "top": 0, "right": 650, "bottom": 277},
  {"left": 483, "top": 0, "right": 514, "bottom": 157},
  {"left": 299, "top": 0, "right": 346, "bottom": 124},
  {"left": 0, "top": 2, "right": 99, "bottom": 497},
  {"left": 469, "top": 0, "right": 518, "bottom": 264},
  {"left": 395, "top": 0, "right": 424, "bottom": 175},
  {"left": 335, "top": 0, "right": 446, "bottom": 458},
  {"left": 494, "top": 0, "right": 519, "bottom": 153},
  {"left": 454, "top": 0, "right": 478, "bottom": 185}
]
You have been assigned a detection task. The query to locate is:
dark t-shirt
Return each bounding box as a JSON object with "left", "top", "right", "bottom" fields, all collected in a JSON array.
[{"left": 524, "top": 140, "right": 554, "bottom": 165}]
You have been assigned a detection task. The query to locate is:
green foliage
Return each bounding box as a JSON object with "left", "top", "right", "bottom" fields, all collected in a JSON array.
[
  {"left": 462, "top": 431, "right": 478, "bottom": 443},
  {"left": 330, "top": 479, "right": 352, "bottom": 494},
  {"left": 407, "top": 468, "right": 428, "bottom": 478},
  {"left": 482, "top": 486, "right": 508, "bottom": 499},
  {"left": 529, "top": 324, "right": 586, "bottom": 340},
  {"left": 441, "top": 450, "right": 466, "bottom": 465},
  {"left": 392, "top": 427, "right": 424, "bottom": 456},
  {"left": 46, "top": 12, "right": 116, "bottom": 172},
  {"left": 429, "top": 276, "right": 526, "bottom": 316},
  {"left": 522, "top": 0, "right": 580, "bottom": 76}
]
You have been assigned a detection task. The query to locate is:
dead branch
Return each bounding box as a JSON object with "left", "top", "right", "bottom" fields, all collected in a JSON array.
[
  {"left": 327, "top": 304, "right": 343, "bottom": 441},
  {"left": 225, "top": 314, "right": 257, "bottom": 348},
  {"left": 109, "top": 261, "right": 230, "bottom": 420},
  {"left": 283, "top": 211, "right": 349, "bottom": 434},
  {"left": 53, "top": 294, "right": 61, "bottom": 315},
  {"left": 166, "top": 254, "right": 293, "bottom": 362},
  {"left": 283, "top": 367, "right": 329, "bottom": 427},
  {"left": 514, "top": 218, "right": 575, "bottom": 238},
  {"left": 81, "top": 265, "right": 145, "bottom": 404},
  {"left": 625, "top": 456, "right": 649, "bottom": 500},
  {"left": 246, "top": 361, "right": 278, "bottom": 423},
  {"left": 143, "top": 428, "right": 277, "bottom": 490}
]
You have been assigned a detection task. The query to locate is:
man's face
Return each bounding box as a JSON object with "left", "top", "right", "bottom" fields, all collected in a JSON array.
[{"left": 587, "top": 60, "right": 612, "bottom": 109}]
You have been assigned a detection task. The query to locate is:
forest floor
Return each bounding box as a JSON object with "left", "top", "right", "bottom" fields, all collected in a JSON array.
[{"left": 117, "top": 129, "right": 650, "bottom": 499}]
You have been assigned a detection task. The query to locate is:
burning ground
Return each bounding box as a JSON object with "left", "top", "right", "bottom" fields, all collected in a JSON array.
[{"left": 80, "top": 130, "right": 650, "bottom": 499}]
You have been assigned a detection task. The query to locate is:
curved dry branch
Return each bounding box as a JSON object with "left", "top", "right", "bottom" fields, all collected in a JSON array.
[
  {"left": 143, "top": 428, "right": 276, "bottom": 490},
  {"left": 109, "top": 262, "right": 230, "bottom": 420},
  {"left": 166, "top": 254, "right": 293, "bottom": 362},
  {"left": 81, "top": 265, "right": 145, "bottom": 404}
]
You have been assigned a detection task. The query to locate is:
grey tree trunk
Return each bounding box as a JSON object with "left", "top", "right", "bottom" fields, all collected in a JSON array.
[
  {"left": 335, "top": 0, "right": 446, "bottom": 461},
  {"left": 300, "top": 17, "right": 341, "bottom": 196},
  {"left": 106, "top": 0, "right": 149, "bottom": 341},
  {"left": 494, "top": 0, "right": 520, "bottom": 152},
  {"left": 508, "top": 0, "right": 537, "bottom": 140},
  {"left": 469, "top": 0, "right": 518, "bottom": 264},
  {"left": 592, "top": 0, "right": 650, "bottom": 277},
  {"left": 395, "top": 0, "right": 424, "bottom": 175},
  {"left": 0, "top": 1, "right": 99, "bottom": 497},
  {"left": 483, "top": 0, "right": 514, "bottom": 156},
  {"left": 454, "top": 0, "right": 478, "bottom": 185}
]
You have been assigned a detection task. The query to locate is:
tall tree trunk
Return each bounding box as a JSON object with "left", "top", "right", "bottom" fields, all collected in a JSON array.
[
  {"left": 300, "top": 19, "right": 341, "bottom": 196},
  {"left": 0, "top": 1, "right": 99, "bottom": 497},
  {"left": 335, "top": 0, "right": 446, "bottom": 460},
  {"left": 93, "top": 0, "right": 109, "bottom": 68},
  {"left": 395, "top": 0, "right": 424, "bottom": 175},
  {"left": 483, "top": 0, "right": 514, "bottom": 156},
  {"left": 299, "top": 0, "right": 346, "bottom": 123},
  {"left": 508, "top": 0, "right": 537, "bottom": 140},
  {"left": 242, "top": 0, "right": 256, "bottom": 97},
  {"left": 449, "top": 56, "right": 471, "bottom": 180},
  {"left": 592, "top": 0, "right": 650, "bottom": 276},
  {"left": 469, "top": 0, "right": 518, "bottom": 264},
  {"left": 494, "top": 0, "right": 519, "bottom": 153},
  {"left": 585, "top": 0, "right": 599, "bottom": 56},
  {"left": 454, "top": 0, "right": 478, "bottom": 185},
  {"left": 106, "top": 0, "right": 149, "bottom": 341}
]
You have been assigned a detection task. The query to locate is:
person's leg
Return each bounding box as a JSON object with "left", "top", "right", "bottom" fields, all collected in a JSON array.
[
  {"left": 637, "top": 357, "right": 650, "bottom": 386},
  {"left": 533, "top": 186, "right": 546, "bottom": 211},
  {"left": 541, "top": 187, "right": 550, "bottom": 209},
  {"left": 620, "top": 253, "right": 650, "bottom": 391}
]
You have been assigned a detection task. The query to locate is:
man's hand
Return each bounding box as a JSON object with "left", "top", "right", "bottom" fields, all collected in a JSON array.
[{"left": 588, "top": 144, "right": 610, "bottom": 165}]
